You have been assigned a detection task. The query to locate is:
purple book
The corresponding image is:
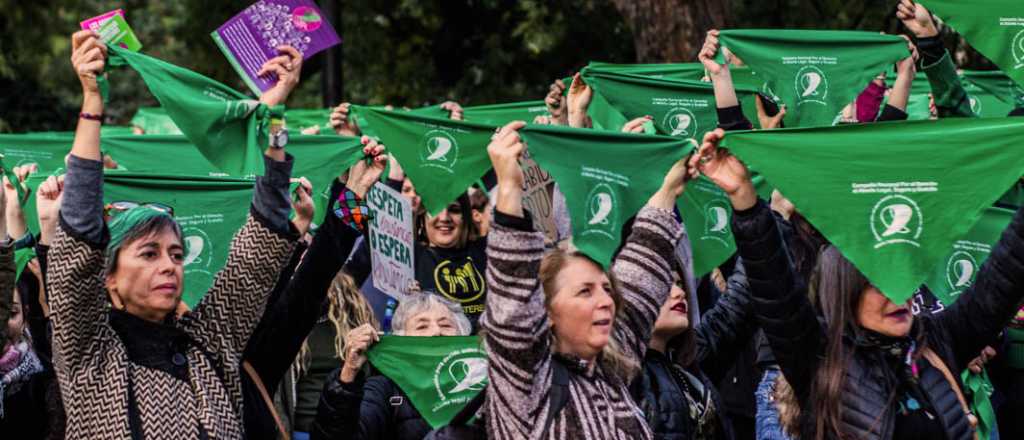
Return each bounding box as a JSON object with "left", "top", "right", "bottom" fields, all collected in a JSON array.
[{"left": 212, "top": 0, "right": 340, "bottom": 95}]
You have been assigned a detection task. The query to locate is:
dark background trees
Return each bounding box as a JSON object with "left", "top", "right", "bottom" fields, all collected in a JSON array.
[{"left": 0, "top": 0, "right": 996, "bottom": 132}]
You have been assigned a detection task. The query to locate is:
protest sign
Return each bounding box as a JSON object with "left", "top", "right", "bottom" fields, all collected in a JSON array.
[
  {"left": 212, "top": 0, "right": 341, "bottom": 95},
  {"left": 722, "top": 118, "right": 1024, "bottom": 303},
  {"left": 518, "top": 150, "right": 558, "bottom": 243},
  {"left": 82, "top": 10, "right": 143, "bottom": 51},
  {"left": 366, "top": 182, "right": 415, "bottom": 300},
  {"left": 368, "top": 336, "right": 487, "bottom": 429}
]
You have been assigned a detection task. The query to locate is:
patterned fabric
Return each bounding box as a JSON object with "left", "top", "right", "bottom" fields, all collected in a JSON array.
[
  {"left": 481, "top": 206, "right": 682, "bottom": 440},
  {"left": 49, "top": 214, "right": 296, "bottom": 439},
  {"left": 334, "top": 188, "right": 371, "bottom": 232},
  {"left": 0, "top": 340, "right": 44, "bottom": 417}
]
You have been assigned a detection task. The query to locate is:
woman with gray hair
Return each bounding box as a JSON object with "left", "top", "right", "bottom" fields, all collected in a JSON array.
[{"left": 310, "top": 293, "right": 471, "bottom": 440}]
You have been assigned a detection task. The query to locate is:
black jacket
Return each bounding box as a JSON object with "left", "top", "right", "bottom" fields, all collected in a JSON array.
[
  {"left": 310, "top": 369, "right": 431, "bottom": 440},
  {"left": 735, "top": 199, "right": 1024, "bottom": 440},
  {"left": 242, "top": 179, "right": 362, "bottom": 440}
]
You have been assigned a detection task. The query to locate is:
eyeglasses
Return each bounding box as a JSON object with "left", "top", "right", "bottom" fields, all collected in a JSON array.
[{"left": 103, "top": 201, "right": 175, "bottom": 219}]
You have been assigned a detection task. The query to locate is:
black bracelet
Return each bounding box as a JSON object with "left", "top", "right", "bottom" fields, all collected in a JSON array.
[{"left": 79, "top": 112, "right": 103, "bottom": 121}]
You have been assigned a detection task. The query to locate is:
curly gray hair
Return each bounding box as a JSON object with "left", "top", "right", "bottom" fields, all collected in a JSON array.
[{"left": 391, "top": 292, "right": 472, "bottom": 336}]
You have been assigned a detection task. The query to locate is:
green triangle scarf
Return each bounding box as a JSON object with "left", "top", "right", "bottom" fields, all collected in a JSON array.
[
  {"left": 721, "top": 118, "right": 1024, "bottom": 303},
  {"left": 924, "top": 206, "right": 1015, "bottom": 307},
  {"left": 920, "top": 1, "right": 1024, "bottom": 91},
  {"left": 717, "top": 30, "right": 909, "bottom": 128},
  {"left": 367, "top": 335, "right": 487, "bottom": 429}
]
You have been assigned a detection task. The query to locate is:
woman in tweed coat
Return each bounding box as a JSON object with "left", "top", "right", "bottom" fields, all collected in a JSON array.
[
  {"left": 480, "top": 121, "right": 691, "bottom": 440},
  {"left": 47, "top": 31, "right": 306, "bottom": 439}
]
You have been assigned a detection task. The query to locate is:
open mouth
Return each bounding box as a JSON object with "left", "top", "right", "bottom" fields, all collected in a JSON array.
[
  {"left": 885, "top": 307, "right": 911, "bottom": 320},
  {"left": 670, "top": 301, "right": 687, "bottom": 315},
  {"left": 592, "top": 318, "right": 612, "bottom": 327}
]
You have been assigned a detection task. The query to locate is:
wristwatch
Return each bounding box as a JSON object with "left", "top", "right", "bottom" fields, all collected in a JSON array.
[{"left": 269, "top": 117, "right": 289, "bottom": 149}]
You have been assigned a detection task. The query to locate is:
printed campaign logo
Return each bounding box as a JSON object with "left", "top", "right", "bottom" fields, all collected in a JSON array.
[
  {"left": 291, "top": 6, "right": 323, "bottom": 32},
  {"left": 225, "top": 99, "right": 260, "bottom": 118},
  {"left": 945, "top": 250, "right": 979, "bottom": 297},
  {"left": 794, "top": 65, "right": 828, "bottom": 105},
  {"left": 663, "top": 107, "right": 698, "bottom": 137},
  {"left": 970, "top": 97, "right": 982, "bottom": 116},
  {"left": 583, "top": 183, "right": 617, "bottom": 239},
  {"left": 1013, "top": 29, "right": 1024, "bottom": 68},
  {"left": 434, "top": 258, "right": 486, "bottom": 304},
  {"left": 702, "top": 198, "right": 733, "bottom": 247},
  {"left": 182, "top": 227, "right": 213, "bottom": 269},
  {"left": 434, "top": 347, "right": 488, "bottom": 404},
  {"left": 762, "top": 83, "right": 781, "bottom": 103},
  {"left": 420, "top": 130, "right": 460, "bottom": 174},
  {"left": 870, "top": 194, "right": 923, "bottom": 249}
]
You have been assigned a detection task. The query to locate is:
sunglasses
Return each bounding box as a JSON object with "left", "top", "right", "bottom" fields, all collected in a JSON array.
[{"left": 104, "top": 201, "right": 175, "bottom": 219}]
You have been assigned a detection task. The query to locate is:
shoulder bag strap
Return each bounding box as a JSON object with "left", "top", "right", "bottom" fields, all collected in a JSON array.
[{"left": 243, "top": 360, "right": 291, "bottom": 440}]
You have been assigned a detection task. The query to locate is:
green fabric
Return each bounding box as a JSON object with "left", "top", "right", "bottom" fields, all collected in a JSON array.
[
  {"left": 998, "top": 181, "right": 1024, "bottom": 208},
  {"left": 286, "top": 108, "right": 333, "bottom": 133},
  {"left": 962, "top": 79, "right": 1015, "bottom": 118},
  {"left": 130, "top": 107, "right": 182, "bottom": 135},
  {"left": 922, "top": 52, "right": 976, "bottom": 118},
  {"left": 717, "top": 30, "right": 909, "bottom": 127},
  {"left": 367, "top": 335, "right": 486, "bottom": 429},
  {"left": 678, "top": 174, "right": 769, "bottom": 277},
  {"left": 355, "top": 106, "right": 497, "bottom": 216},
  {"left": 14, "top": 247, "right": 35, "bottom": 282},
  {"left": 0, "top": 133, "right": 74, "bottom": 175},
  {"left": 1008, "top": 327, "right": 1024, "bottom": 369},
  {"left": 961, "top": 368, "right": 997, "bottom": 440},
  {"left": 721, "top": 118, "right": 1024, "bottom": 303},
  {"left": 100, "top": 126, "right": 136, "bottom": 136},
  {"left": 352, "top": 104, "right": 447, "bottom": 139},
  {"left": 101, "top": 134, "right": 364, "bottom": 222},
  {"left": 581, "top": 69, "right": 762, "bottom": 139},
  {"left": 0, "top": 155, "right": 26, "bottom": 206},
  {"left": 103, "top": 172, "right": 255, "bottom": 307},
  {"left": 584, "top": 62, "right": 707, "bottom": 81},
  {"left": 919, "top": 1, "right": 1024, "bottom": 91},
  {"left": 923, "top": 207, "right": 1014, "bottom": 306},
  {"left": 461, "top": 101, "right": 549, "bottom": 125},
  {"left": 105, "top": 45, "right": 280, "bottom": 176},
  {"left": 961, "top": 70, "right": 1024, "bottom": 111},
  {"left": 883, "top": 72, "right": 933, "bottom": 120},
  {"left": 521, "top": 125, "right": 692, "bottom": 267},
  {"left": 106, "top": 206, "right": 174, "bottom": 258}
]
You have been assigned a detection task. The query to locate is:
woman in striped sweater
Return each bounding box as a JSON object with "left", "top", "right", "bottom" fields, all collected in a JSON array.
[{"left": 480, "top": 121, "right": 690, "bottom": 440}]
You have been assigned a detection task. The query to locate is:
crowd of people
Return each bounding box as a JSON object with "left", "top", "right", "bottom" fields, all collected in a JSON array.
[{"left": 3, "top": 1, "right": 1024, "bottom": 439}]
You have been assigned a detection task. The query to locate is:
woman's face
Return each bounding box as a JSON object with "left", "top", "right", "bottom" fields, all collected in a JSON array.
[
  {"left": 6, "top": 289, "right": 24, "bottom": 344},
  {"left": 652, "top": 279, "right": 689, "bottom": 338},
  {"left": 425, "top": 202, "right": 464, "bottom": 248},
  {"left": 856, "top": 285, "right": 913, "bottom": 338},
  {"left": 404, "top": 304, "right": 459, "bottom": 337},
  {"left": 106, "top": 227, "right": 185, "bottom": 323},
  {"left": 401, "top": 178, "right": 422, "bottom": 213},
  {"left": 548, "top": 257, "right": 616, "bottom": 362}
]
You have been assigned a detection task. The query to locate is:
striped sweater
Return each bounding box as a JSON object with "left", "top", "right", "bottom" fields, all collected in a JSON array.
[{"left": 481, "top": 206, "right": 682, "bottom": 440}]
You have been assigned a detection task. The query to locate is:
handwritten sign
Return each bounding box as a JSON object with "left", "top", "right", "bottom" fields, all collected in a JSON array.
[
  {"left": 520, "top": 150, "right": 558, "bottom": 243},
  {"left": 367, "top": 182, "right": 415, "bottom": 299}
]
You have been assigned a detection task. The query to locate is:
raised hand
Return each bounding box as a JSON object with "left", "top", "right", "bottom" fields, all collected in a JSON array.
[
  {"left": 689, "top": 129, "right": 756, "bottom": 210},
  {"left": 487, "top": 121, "right": 528, "bottom": 217},
  {"left": 340, "top": 323, "right": 380, "bottom": 383},
  {"left": 329, "top": 102, "right": 361, "bottom": 137},
  {"left": 896, "top": 35, "right": 920, "bottom": 76},
  {"left": 440, "top": 101, "right": 464, "bottom": 121},
  {"left": 290, "top": 177, "right": 314, "bottom": 235},
  {"left": 897, "top": 0, "right": 939, "bottom": 39},
  {"left": 36, "top": 175, "right": 64, "bottom": 245},
  {"left": 345, "top": 136, "right": 388, "bottom": 198},
  {"left": 70, "top": 31, "right": 108, "bottom": 97},
  {"left": 648, "top": 153, "right": 692, "bottom": 209},
  {"left": 621, "top": 116, "right": 652, "bottom": 134},
  {"left": 545, "top": 78, "right": 568, "bottom": 125},
  {"left": 4, "top": 164, "right": 37, "bottom": 239},
  {"left": 258, "top": 45, "right": 304, "bottom": 107},
  {"left": 698, "top": 30, "right": 730, "bottom": 77},
  {"left": 567, "top": 73, "right": 593, "bottom": 128},
  {"left": 755, "top": 96, "right": 787, "bottom": 129}
]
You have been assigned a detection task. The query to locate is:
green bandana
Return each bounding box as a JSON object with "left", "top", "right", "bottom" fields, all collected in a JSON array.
[
  {"left": 367, "top": 335, "right": 487, "bottom": 429},
  {"left": 924, "top": 207, "right": 1014, "bottom": 307},
  {"left": 462, "top": 101, "right": 549, "bottom": 125},
  {"left": 130, "top": 107, "right": 182, "bottom": 135},
  {"left": 919, "top": 1, "right": 1024, "bottom": 90},
  {"left": 717, "top": 30, "right": 909, "bottom": 127},
  {"left": 522, "top": 125, "right": 692, "bottom": 267},
  {"left": 0, "top": 133, "right": 74, "bottom": 176},
  {"left": 962, "top": 78, "right": 1015, "bottom": 118},
  {"left": 103, "top": 173, "right": 255, "bottom": 307},
  {"left": 356, "top": 106, "right": 497, "bottom": 215},
  {"left": 352, "top": 105, "right": 448, "bottom": 139},
  {"left": 285, "top": 108, "right": 333, "bottom": 133},
  {"left": 961, "top": 70, "right": 1024, "bottom": 112},
  {"left": 14, "top": 248, "right": 36, "bottom": 282},
  {"left": 721, "top": 118, "right": 1024, "bottom": 303},
  {"left": 961, "top": 368, "right": 997, "bottom": 440},
  {"left": 584, "top": 62, "right": 707, "bottom": 81},
  {"left": 582, "top": 69, "right": 762, "bottom": 139},
  {"left": 106, "top": 45, "right": 281, "bottom": 176},
  {"left": 678, "top": 174, "right": 771, "bottom": 277},
  {"left": 106, "top": 205, "right": 176, "bottom": 261},
  {"left": 881, "top": 72, "right": 934, "bottom": 121}
]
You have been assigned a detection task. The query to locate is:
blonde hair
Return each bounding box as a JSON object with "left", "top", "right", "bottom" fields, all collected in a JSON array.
[
  {"left": 293, "top": 271, "right": 378, "bottom": 377},
  {"left": 539, "top": 249, "right": 640, "bottom": 381}
]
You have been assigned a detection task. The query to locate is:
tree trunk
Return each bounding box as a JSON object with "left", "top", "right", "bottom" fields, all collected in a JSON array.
[{"left": 611, "top": 0, "right": 731, "bottom": 63}]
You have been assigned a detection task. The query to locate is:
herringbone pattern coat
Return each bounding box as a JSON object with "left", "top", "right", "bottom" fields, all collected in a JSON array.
[{"left": 49, "top": 214, "right": 296, "bottom": 439}]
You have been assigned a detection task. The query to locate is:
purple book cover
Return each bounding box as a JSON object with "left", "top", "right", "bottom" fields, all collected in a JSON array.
[{"left": 212, "top": 0, "right": 340, "bottom": 95}]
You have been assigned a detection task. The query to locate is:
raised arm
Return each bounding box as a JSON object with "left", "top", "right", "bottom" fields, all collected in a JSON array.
[
  {"left": 878, "top": 36, "right": 920, "bottom": 121},
  {"left": 694, "top": 258, "right": 759, "bottom": 384},
  {"left": 691, "top": 129, "right": 823, "bottom": 407},
  {"left": 700, "top": 30, "right": 764, "bottom": 131},
  {"left": 609, "top": 159, "right": 688, "bottom": 364},
  {"left": 898, "top": 0, "right": 974, "bottom": 118},
  {"left": 181, "top": 46, "right": 304, "bottom": 362}
]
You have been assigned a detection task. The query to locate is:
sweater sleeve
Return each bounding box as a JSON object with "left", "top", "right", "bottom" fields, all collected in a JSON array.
[
  {"left": 180, "top": 154, "right": 299, "bottom": 374},
  {"left": 245, "top": 179, "right": 361, "bottom": 391},
  {"left": 919, "top": 38, "right": 975, "bottom": 119},
  {"left": 935, "top": 205, "right": 1024, "bottom": 372},
  {"left": 480, "top": 209, "right": 551, "bottom": 439},
  {"left": 732, "top": 199, "right": 822, "bottom": 408},
  {"left": 59, "top": 155, "right": 106, "bottom": 244},
  {"left": 610, "top": 206, "right": 683, "bottom": 366},
  {"left": 717, "top": 106, "right": 753, "bottom": 131}
]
